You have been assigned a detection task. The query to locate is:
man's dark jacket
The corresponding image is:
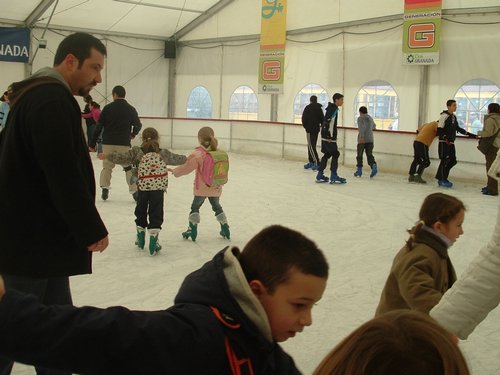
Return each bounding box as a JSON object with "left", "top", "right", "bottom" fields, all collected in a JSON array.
[
  {"left": 91, "top": 98, "right": 142, "bottom": 147},
  {"left": 0, "top": 73, "right": 108, "bottom": 277},
  {"left": 301, "top": 102, "right": 324, "bottom": 133}
]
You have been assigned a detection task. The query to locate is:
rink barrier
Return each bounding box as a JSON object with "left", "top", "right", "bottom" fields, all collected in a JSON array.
[{"left": 135, "top": 117, "right": 486, "bottom": 183}]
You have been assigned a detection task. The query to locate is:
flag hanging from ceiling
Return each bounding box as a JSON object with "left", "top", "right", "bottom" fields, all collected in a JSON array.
[
  {"left": 402, "top": 0, "right": 442, "bottom": 65},
  {"left": 258, "top": 0, "right": 287, "bottom": 94},
  {"left": 0, "top": 27, "right": 30, "bottom": 63}
]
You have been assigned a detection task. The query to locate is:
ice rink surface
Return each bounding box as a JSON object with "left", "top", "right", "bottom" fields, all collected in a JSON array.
[{"left": 13, "top": 152, "right": 500, "bottom": 374}]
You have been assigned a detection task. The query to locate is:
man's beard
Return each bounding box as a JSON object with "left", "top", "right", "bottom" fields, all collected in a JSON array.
[{"left": 78, "top": 82, "right": 96, "bottom": 97}]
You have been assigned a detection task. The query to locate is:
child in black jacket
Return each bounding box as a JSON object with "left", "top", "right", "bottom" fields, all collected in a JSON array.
[
  {"left": 435, "top": 99, "right": 477, "bottom": 188},
  {"left": 0, "top": 225, "right": 329, "bottom": 375}
]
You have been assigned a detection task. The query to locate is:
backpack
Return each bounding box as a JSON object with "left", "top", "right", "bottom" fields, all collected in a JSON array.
[
  {"left": 197, "top": 147, "right": 229, "bottom": 187},
  {"left": 137, "top": 152, "right": 169, "bottom": 191}
]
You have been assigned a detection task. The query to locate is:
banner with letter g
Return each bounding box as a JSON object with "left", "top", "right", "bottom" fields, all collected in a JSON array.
[
  {"left": 402, "top": 0, "right": 441, "bottom": 65},
  {"left": 258, "top": 0, "right": 287, "bottom": 94}
]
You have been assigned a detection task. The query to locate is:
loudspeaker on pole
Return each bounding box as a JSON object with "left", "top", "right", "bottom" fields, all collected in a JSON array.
[{"left": 164, "top": 40, "right": 176, "bottom": 59}]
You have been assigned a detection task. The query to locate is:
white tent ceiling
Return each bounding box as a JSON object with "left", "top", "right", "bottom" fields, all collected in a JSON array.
[{"left": 0, "top": 0, "right": 230, "bottom": 40}]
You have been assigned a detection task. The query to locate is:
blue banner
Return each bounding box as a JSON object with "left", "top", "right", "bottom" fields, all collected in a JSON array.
[{"left": 0, "top": 27, "right": 30, "bottom": 63}]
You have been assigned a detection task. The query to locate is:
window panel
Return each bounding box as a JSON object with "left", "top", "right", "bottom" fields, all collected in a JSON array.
[
  {"left": 229, "top": 86, "right": 258, "bottom": 120},
  {"left": 455, "top": 79, "right": 500, "bottom": 133},
  {"left": 187, "top": 86, "right": 212, "bottom": 119},
  {"left": 293, "top": 83, "right": 329, "bottom": 124},
  {"left": 355, "top": 81, "right": 399, "bottom": 131}
]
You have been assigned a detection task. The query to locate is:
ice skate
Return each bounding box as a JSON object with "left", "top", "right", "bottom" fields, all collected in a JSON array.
[
  {"left": 148, "top": 229, "right": 161, "bottom": 256},
  {"left": 101, "top": 188, "right": 109, "bottom": 201},
  {"left": 220, "top": 223, "right": 230, "bottom": 239},
  {"left": 182, "top": 222, "right": 198, "bottom": 241},
  {"left": 216, "top": 213, "right": 230, "bottom": 240},
  {"left": 413, "top": 175, "right": 427, "bottom": 184},
  {"left": 315, "top": 171, "right": 329, "bottom": 183},
  {"left": 438, "top": 179, "right": 453, "bottom": 188},
  {"left": 303, "top": 162, "right": 314, "bottom": 169},
  {"left": 182, "top": 213, "right": 200, "bottom": 241},
  {"left": 330, "top": 174, "right": 347, "bottom": 184},
  {"left": 135, "top": 226, "right": 145, "bottom": 249},
  {"left": 482, "top": 189, "right": 498, "bottom": 196}
]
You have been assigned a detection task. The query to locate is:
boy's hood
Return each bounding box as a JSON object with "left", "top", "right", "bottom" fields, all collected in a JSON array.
[{"left": 174, "top": 247, "right": 273, "bottom": 342}]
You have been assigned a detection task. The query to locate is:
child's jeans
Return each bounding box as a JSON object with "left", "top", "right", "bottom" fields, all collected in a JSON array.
[{"left": 190, "top": 196, "right": 223, "bottom": 216}]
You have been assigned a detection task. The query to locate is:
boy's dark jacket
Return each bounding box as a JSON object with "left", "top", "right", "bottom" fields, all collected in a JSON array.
[
  {"left": 321, "top": 102, "right": 339, "bottom": 141},
  {"left": 0, "top": 247, "right": 301, "bottom": 375},
  {"left": 0, "top": 69, "right": 108, "bottom": 277},
  {"left": 437, "top": 110, "right": 473, "bottom": 142}
]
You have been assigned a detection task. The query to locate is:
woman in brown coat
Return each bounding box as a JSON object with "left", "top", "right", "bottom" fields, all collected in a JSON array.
[{"left": 376, "top": 193, "right": 466, "bottom": 316}]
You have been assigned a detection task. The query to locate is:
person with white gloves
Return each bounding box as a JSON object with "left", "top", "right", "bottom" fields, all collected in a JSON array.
[{"left": 430, "top": 154, "right": 500, "bottom": 339}]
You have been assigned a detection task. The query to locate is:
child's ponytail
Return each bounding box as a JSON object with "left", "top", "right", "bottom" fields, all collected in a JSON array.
[
  {"left": 406, "top": 193, "right": 465, "bottom": 250},
  {"left": 198, "top": 126, "right": 218, "bottom": 151},
  {"left": 141, "top": 127, "right": 160, "bottom": 153},
  {"left": 406, "top": 221, "right": 425, "bottom": 249}
]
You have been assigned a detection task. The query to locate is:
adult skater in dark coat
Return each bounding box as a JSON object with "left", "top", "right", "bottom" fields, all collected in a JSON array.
[{"left": 302, "top": 95, "right": 324, "bottom": 170}]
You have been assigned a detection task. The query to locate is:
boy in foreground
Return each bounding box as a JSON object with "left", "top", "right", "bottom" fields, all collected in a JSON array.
[{"left": 0, "top": 225, "right": 329, "bottom": 375}]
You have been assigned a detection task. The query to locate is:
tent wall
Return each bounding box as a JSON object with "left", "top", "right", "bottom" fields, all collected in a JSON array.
[
  {"left": 177, "top": 9, "right": 500, "bottom": 129},
  {"left": 182, "top": 0, "right": 500, "bottom": 41},
  {"left": 137, "top": 117, "right": 484, "bottom": 181},
  {"left": 0, "top": 62, "right": 24, "bottom": 95},
  {"left": 0, "top": 1, "right": 499, "bottom": 130},
  {"left": 427, "top": 18, "right": 500, "bottom": 119},
  {"left": 183, "top": 0, "right": 406, "bottom": 40},
  {"left": 0, "top": 29, "right": 169, "bottom": 116}
]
